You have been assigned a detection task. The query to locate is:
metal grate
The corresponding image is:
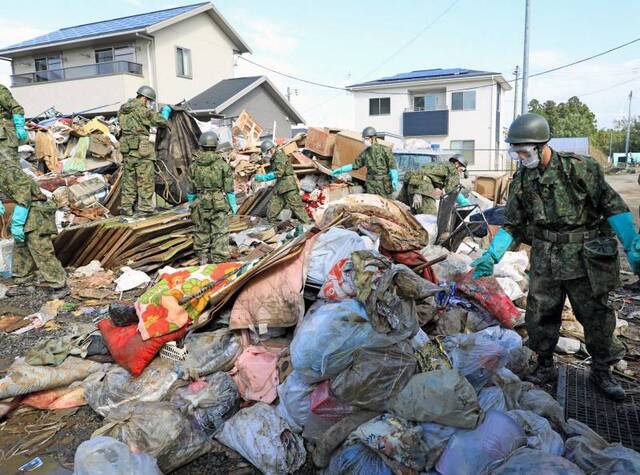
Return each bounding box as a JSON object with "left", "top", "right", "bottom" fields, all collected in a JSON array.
[{"left": 558, "top": 364, "right": 640, "bottom": 450}]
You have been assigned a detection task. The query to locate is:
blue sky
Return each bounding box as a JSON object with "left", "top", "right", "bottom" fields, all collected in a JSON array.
[{"left": 1, "top": 0, "right": 639, "bottom": 129}]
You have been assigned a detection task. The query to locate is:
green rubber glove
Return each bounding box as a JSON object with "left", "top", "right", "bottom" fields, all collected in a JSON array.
[
  {"left": 608, "top": 211, "right": 640, "bottom": 273},
  {"left": 12, "top": 114, "right": 27, "bottom": 142},
  {"left": 471, "top": 227, "right": 514, "bottom": 279},
  {"left": 226, "top": 193, "right": 239, "bottom": 214},
  {"left": 11, "top": 204, "right": 29, "bottom": 243},
  {"left": 331, "top": 164, "right": 353, "bottom": 176},
  {"left": 389, "top": 168, "right": 399, "bottom": 192},
  {"left": 187, "top": 193, "right": 197, "bottom": 203},
  {"left": 456, "top": 193, "right": 471, "bottom": 206},
  {"left": 160, "top": 105, "right": 172, "bottom": 120},
  {"left": 0, "top": 201, "right": 4, "bottom": 216},
  {"left": 255, "top": 172, "right": 276, "bottom": 182}
]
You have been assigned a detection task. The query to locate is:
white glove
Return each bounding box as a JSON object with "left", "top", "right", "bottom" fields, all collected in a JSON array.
[{"left": 412, "top": 193, "right": 423, "bottom": 209}]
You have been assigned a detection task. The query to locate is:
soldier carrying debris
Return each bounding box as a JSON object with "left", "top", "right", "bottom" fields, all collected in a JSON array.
[
  {"left": 187, "top": 131, "right": 238, "bottom": 265},
  {"left": 330, "top": 126, "right": 399, "bottom": 198},
  {"left": 405, "top": 154, "right": 471, "bottom": 215},
  {"left": 118, "top": 85, "right": 172, "bottom": 217},
  {"left": 255, "top": 139, "right": 311, "bottom": 223},
  {"left": 472, "top": 112, "right": 640, "bottom": 401}
]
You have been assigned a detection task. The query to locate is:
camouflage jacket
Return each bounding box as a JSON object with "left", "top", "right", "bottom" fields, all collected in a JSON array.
[
  {"left": 0, "top": 83, "right": 24, "bottom": 146},
  {"left": 504, "top": 150, "right": 628, "bottom": 279},
  {"left": 189, "top": 151, "right": 233, "bottom": 211},
  {"left": 352, "top": 142, "right": 397, "bottom": 180},
  {"left": 272, "top": 150, "right": 298, "bottom": 195},
  {"left": 406, "top": 162, "right": 460, "bottom": 197},
  {"left": 0, "top": 159, "right": 56, "bottom": 234},
  {"left": 117, "top": 97, "right": 168, "bottom": 160}
]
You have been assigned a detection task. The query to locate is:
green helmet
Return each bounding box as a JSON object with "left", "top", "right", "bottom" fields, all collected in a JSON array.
[
  {"left": 198, "top": 131, "right": 219, "bottom": 149},
  {"left": 136, "top": 85, "right": 157, "bottom": 101},
  {"left": 362, "top": 126, "right": 377, "bottom": 139},
  {"left": 261, "top": 139, "right": 276, "bottom": 154},
  {"left": 449, "top": 154, "right": 467, "bottom": 169},
  {"left": 506, "top": 113, "right": 550, "bottom": 144}
]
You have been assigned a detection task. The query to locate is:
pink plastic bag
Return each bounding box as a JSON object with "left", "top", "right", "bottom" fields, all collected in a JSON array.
[
  {"left": 230, "top": 345, "right": 284, "bottom": 404},
  {"left": 456, "top": 272, "right": 520, "bottom": 328},
  {"left": 310, "top": 380, "right": 353, "bottom": 420}
]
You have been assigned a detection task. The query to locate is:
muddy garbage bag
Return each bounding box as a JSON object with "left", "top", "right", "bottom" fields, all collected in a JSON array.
[
  {"left": 324, "top": 443, "right": 393, "bottom": 475},
  {"left": 330, "top": 340, "right": 416, "bottom": 411},
  {"left": 564, "top": 418, "right": 640, "bottom": 474},
  {"left": 478, "top": 386, "right": 507, "bottom": 412},
  {"left": 84, "top": 358, "right": 177, "bottom": 417},
  {"left": 348, "top": 414, "right": 428, "bottom": 472},
  {"left": 74, "top": 436, "right": 161, "bottom": 475},
  {"left": 307, "top": 227, "right": 367, "bottom": 285},
  {"left": 436, "top": 410, "right": 527, "bottom": 475},
  {"left": 389, "top": 369, "right": 480, "bottom": 429},
  {"left": 170, "top": 372, "right": 239, "bottom": 436},
  {"left": 442, "top": 326, "right": 522, "bottom": 390},
  {"left": 93, "top": 401, "right": 212, "bottom": 473},
  {"left": 216, "top": 402, "right": 306, "bottom": 475},
  {"left": 178, "top": 328, "right": 242, "bottom": 380},
  {"left": 507, "top": 410, "right": 564, "bottom": 455},
  {"left": 290, "top": 299, "right": 410, "bottom": 382},
  {"left": 419, "top": 422, "right": 461, "bottom": 471},
  {"left": 486, "top": 447, "right": 584, "bottom": 475},
  {"left": 456, "top": 272, "right": 521, "bottom": 328}
]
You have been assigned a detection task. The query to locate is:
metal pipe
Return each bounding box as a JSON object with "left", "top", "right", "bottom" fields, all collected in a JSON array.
[{"left": 513, "top": 65, "right": 520, "bottom": 119}]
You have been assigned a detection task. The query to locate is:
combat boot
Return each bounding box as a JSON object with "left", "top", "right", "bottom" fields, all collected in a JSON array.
[
  {"left": 121, "top": 208, "right": 134, "bottom": 217},
  {"left": 526, "top": 354, "right": 558, "bottom": 385},
  {"left": 590, "top": 364, "right": 625, "bottom": 401}
]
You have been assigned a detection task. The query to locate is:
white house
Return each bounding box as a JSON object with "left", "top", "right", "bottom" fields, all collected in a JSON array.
[
  {"left": 347, "top": 68, "right": 512, "bottom": 172},
  {"left": 0, "top": 2, "right": 251, "bottom": 117}
]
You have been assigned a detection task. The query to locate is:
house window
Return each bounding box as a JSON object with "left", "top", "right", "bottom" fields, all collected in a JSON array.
[
  {"left": 176, "top": 47, "right": 192, "bottom": 78},
  {"left": 452, "top": 91, "right": 476, "bottom": 111},
  {"left": 369, "top": 97, "right": 390, "bottom": 116},
  {"left": 95, "top": 46, "right": 135, "bottom": 74},
  {"left": 34, "top": 55, "right": 62, "bottom": 81},
  {"left": 450, "top": 140, "right": 475, "bottom": 166},
  {"left": 413, "top": 94, "right": 440, "bottom": 111}
]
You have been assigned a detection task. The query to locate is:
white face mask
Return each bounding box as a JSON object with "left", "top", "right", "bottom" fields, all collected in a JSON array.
[
  {"left": 509, "top": 145, "right": 540, "bottom": 169},
  {"left": 363, "top": 138, "right": 372, "bottom": 147}
]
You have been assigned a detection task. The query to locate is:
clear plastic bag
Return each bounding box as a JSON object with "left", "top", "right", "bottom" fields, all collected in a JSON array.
[
  {"left": 478, "top": 386, "right": 507, "bottom": 413},
  {"left": 92, "top": 401, "right": 212, "bottom": 474},
  {"left": 290, "top": 300, "right": 409, "bottom": 382},
  {"left": 170, "top": 372, "right": 239, "bottom": 436},
  {"left": 178, "top": 329, "right": 242, "bottom": 380},
  {"left": 436, "top": 410, "right": 526, "bottom": 475},
  {"left": 324, "top": 443, "right": 393, "bottom": 475},
  {"left": 442, "top": 326, "right": 522, "bottom": 390},
  {"left": 507, "top": 410, "right": 564, "bottom": 455},
  {"left": 486, "top": 447, "right": 583, "bottom": 475},
  {"left": 74, "top": 436, "right": 161, "bottom": 475},
  {"left": 83, "top": 358, "right": 178, "bottom": 417},
  {"left": 216, "top": 402, "right": 306, "bottom": 475}
]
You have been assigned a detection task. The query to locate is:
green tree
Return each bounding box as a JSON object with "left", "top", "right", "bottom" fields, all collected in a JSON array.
[{"left": 528, "top": 96, "right": 597, "bottom": 138}]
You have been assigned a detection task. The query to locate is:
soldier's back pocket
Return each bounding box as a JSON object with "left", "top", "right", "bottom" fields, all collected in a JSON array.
[{"left": 583, "top": 237, "right": 620, "bottom": 295}]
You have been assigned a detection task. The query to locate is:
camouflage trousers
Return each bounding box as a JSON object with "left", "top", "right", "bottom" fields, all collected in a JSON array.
[
  {"left": 365, "top": 176, "right": 393, "bottom": 198},
  {"left": 0, "top": 141, "right": 18, "bottom": 165},
  {"left": 526, "top": 274, "right": 625, "bottom": 366},
  {"left": 13, "top": 232, "right": 66, "bottom": 287},
  {"left": 412, "top": 195, "right": 438, "bottom": 215},
  {"left": 192, "top": 206, "right": 229, "bottom": 263},
  {"left": 120, "top": 157, "right": 155, "bottom": 213},
  {"left": 267, "top": 190, "right": 310, "bottom": 223}
]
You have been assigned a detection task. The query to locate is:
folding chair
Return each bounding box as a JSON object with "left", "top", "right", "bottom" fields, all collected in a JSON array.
[{"left": 435, "top": 186, "right": 490, "bottom": 252}]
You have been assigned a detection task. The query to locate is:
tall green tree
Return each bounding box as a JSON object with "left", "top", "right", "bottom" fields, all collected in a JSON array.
[{"left": 528, "top": 96, "right": 597, "bottom": 138}]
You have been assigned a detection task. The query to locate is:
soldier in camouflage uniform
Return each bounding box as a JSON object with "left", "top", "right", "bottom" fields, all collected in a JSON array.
[
  {"left": 187, "top": 131, "right": 238, "bottom": 265},
  {"left": 255, "top": 139, "right": 311, "bottom": 223},
  {"left": 406, "top": 154, "right": 471, "bottom": 214},
  {"left": 472, "top": 113, "right": 640, "bottom": 400},
  {"left": 0, "top": 149, "right": 66, "bottom": 289},
  {"left": 331, "top": 126, "right": 399, "bottom": 198},
  {"left": 118, "top": 85, "right": 172, "bottom": 216},
  {"left": 0, "top": 83, "right": 27, "bottom": 164}
]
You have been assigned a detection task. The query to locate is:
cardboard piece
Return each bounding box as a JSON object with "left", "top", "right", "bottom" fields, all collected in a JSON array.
[{"left": 305, "top": 127, "right": 340, "bottom": 157}]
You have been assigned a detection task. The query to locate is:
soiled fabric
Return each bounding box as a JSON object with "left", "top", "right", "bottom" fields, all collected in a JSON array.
[
  {"left": 230, "top": 344, "right": 284, "bottom": 403},
  {"left": 229, "top": 236, "right": 316, "bottom": 332},
  {"left": 26, "top": 326, "right": 94, "bottom": 366}
]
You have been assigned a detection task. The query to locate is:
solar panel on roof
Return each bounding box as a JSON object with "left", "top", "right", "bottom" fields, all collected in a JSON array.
[{"left": 2, "top": 2, "right": 206, "bottom": 51}]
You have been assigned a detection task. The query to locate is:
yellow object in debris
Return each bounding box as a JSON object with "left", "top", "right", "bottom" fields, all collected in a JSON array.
[{"left": 80, "top": 117, "right": 110, "bottom": 136}]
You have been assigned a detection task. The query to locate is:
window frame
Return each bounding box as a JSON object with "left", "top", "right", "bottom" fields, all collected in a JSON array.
[
  {"left": 450, "top": 139, "right": 475, "bottom": 166},
  {"left": 175, "top": 46, "right": 192, "bottom": 79},
  {"left": 451, "top": 90, "right": 476, "bottom": 111},
  {"left": 34, "top": 54, "right": 63, "bottom": 82},
  {"left": 369, "top": 97, "right": 391, "bottom": 116}
]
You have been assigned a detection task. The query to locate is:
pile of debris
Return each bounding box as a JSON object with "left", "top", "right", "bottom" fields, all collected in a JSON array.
[{"left": 2, "top": 190, "right": 640, "bottom": 474}]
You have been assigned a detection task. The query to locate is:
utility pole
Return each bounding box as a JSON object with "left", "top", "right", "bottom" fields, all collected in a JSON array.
[
  {"left": 513, "top": 65, "right": 520, "bottom": 120},
  {"left": 286, "top": 87, "right": 299, "bottom": 103},
  {"left": 625, "top": 90, "right": 633, "bottom": 164},
  {"left": 609, "top": 130, "right": 613, "bottom": 164},
  {"left": 520, "top": 0, "right": 531, "bottom": 115}
]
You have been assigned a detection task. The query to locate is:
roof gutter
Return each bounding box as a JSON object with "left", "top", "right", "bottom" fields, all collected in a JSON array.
[{"left": 348, "top": 74, "right": 506, "bottom": 91}]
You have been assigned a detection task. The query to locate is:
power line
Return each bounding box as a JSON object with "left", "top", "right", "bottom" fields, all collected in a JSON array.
[{"left": 576, "top": 75, "right": 640, "bottom": 97}]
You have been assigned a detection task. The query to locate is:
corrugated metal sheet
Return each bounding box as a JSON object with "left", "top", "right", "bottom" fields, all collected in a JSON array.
[
  {"left": 1, "top": 3, "right": 206, "bottom": 52},
  {"left": 548, "top": 137, "right": 590, "bottom": 156}
]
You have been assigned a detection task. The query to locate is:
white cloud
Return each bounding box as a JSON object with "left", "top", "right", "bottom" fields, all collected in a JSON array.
[{"left": 0, "top": 20, "right": 48, "bottom": 88}]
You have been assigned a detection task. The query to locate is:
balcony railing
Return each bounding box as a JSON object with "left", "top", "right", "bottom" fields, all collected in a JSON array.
[
  {"left": 11, "top": 60, "right": 143, "bottom": 86},
  {"left": 403, "top": 109, "right": 449, "bottom": 136}
]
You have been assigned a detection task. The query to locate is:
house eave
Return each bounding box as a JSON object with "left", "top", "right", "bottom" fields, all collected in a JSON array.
[{"left": 348, "top": 74, "right": 512, "bottom": 92}]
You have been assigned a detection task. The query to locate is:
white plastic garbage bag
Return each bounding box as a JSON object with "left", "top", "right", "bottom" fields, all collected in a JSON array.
[
  {"left": 478, "top": 386, "right": 507, "bottom": 412},
  {"left": 216, "top": 402, "right": 306, "bottom": 475},
  {"left": 486, "top": 447, "right": 584, "bottom": 475},
  {"left": 436, "top": 410, "right": 526, "bottom": 475},
  {"left": 74, "top": 436, "right": 161, "bottom": 475},
  {"left": 115, "top": 266, "right": 151, "bottom": 292},
  {"left": 307, "top": 227, "right": 367, "bottom": 284},
  {"left": 389, "top": 369, "right": 481, "bottom": 429},
  {"left": 507, "top": 410, "right": 564, "bottom": 455}
]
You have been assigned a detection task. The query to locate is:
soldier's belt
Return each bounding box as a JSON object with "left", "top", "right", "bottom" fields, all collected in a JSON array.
[{"left": 536, "top": 228, "right": 599, "bottom": 244}]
